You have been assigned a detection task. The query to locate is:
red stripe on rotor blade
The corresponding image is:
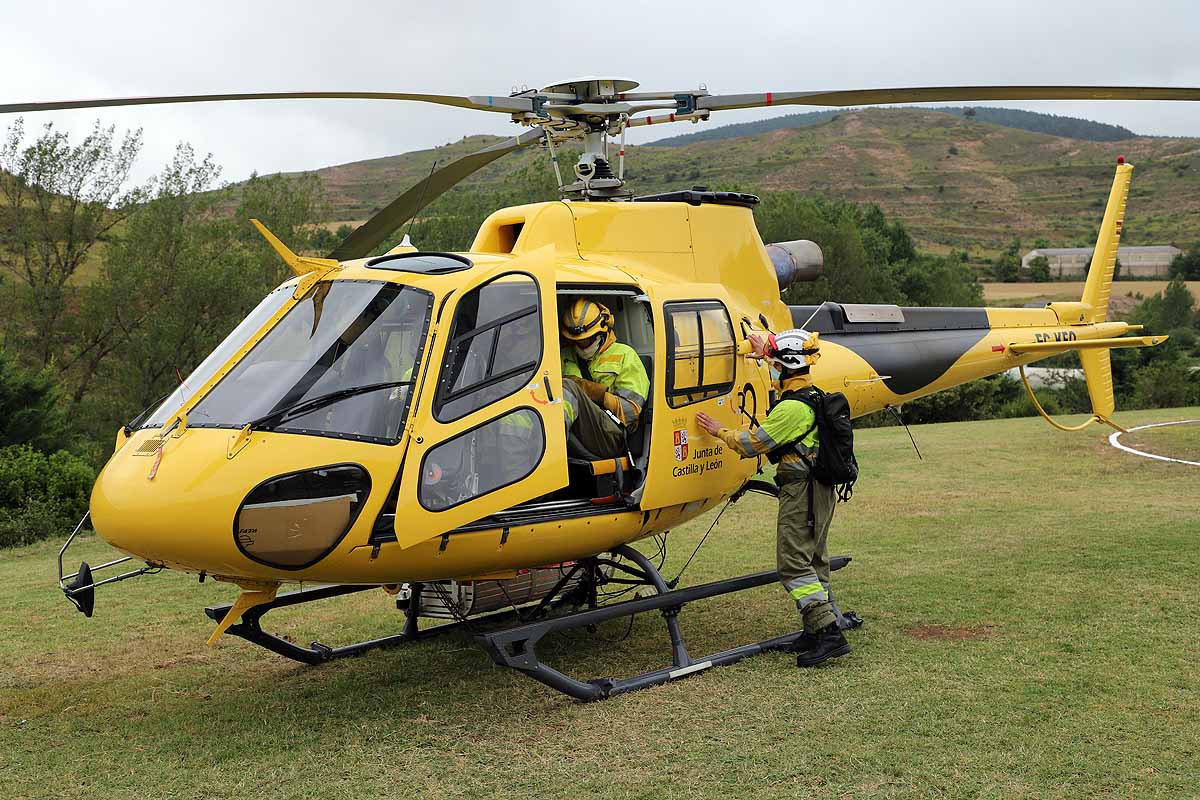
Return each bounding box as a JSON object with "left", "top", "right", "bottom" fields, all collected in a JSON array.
[{"left": 766, "top": 92, "right": 773, "bottom": 105}]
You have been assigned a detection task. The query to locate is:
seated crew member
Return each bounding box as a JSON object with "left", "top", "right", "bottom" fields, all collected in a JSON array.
[{"left": 559, "top": 299, "right": 649, "bottom": 459}]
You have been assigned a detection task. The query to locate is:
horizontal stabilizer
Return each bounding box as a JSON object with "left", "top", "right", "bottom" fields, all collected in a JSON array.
[{"left": 1007, "top": 335, "right": 1166, "bottom": 355}]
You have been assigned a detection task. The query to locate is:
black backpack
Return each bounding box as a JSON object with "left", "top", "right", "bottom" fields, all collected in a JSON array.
[{"left": 780, "top": 386, "right": 859, "bottom": 502}]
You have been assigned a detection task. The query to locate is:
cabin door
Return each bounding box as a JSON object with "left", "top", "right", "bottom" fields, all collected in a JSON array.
[{"left": 392, "top": 246, "right": 568, "bottom": 548}]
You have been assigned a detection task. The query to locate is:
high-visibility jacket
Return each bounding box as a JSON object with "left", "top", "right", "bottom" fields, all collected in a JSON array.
[
  {"left": 715, "top": 375, "right": 818, "bottom": 481},
  {"left": 562, "top": 341, "right": 649, "bottom": 429}
]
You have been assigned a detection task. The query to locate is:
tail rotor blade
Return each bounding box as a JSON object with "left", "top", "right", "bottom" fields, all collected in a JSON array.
[
  {"left": 328, "top": 127, "right": 546, "bottom": 261},
  {"left": 697, "top": 85, "right": 1200, "bottom": 112}
]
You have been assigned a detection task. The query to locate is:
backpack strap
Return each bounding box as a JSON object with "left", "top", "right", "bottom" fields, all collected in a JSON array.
[{"left": 778, "top": 386, "right": 822, "bottom": 459}]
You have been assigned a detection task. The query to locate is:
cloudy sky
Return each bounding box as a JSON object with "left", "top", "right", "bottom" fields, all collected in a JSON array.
[{"left": 2, "top": 0, "right": 1199, "bottom": 186}]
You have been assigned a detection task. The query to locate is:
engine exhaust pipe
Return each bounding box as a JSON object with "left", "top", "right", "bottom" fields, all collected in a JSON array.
[{"left": 767, "top": 239, "right": 823, "bottom": 290}]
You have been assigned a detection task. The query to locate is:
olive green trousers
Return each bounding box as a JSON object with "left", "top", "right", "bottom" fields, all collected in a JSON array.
[
  {"left": 777, "top": 467, "right": 838, "bottom": 633},
  {"left": 563, "top": 380, "right": 628, "bottom": 458}
]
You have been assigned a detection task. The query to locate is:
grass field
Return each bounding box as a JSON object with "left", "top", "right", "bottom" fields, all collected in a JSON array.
[{"left": 2, "top": 409, "right": 1199, "bottom": 799}]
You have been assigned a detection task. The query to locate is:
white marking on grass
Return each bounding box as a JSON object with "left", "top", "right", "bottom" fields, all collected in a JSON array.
[{"left": 1108, "top": 419, "right": 1200, "bottom": 467}]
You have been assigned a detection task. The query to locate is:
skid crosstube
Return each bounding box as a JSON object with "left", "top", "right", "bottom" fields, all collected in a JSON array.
[{"left": 477, "top": 544, "right": 817, "bottom": 701}]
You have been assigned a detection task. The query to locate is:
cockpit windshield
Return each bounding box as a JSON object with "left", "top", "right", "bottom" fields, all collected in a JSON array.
[{"left": 184, "top": 281, "right": 433, "bottom": 443}]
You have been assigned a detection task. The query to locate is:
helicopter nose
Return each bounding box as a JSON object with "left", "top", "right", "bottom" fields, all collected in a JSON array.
[
  {"left": 90, "top": 429, "right": 375, "bottom": 576},
  {"left": 89, "top": 432, "right": 247, "bottom": 571}
]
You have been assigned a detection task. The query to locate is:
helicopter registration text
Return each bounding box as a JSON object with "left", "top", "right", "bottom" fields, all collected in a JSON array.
[{"left": 1034, "top": 330, "right": 1078, "bottom": 343}]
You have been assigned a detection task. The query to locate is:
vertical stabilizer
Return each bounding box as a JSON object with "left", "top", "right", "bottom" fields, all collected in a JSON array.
[
  {"left": 1081, "top": 159, "right": 1133, "bottom": 322},
  {"left": 1079, "top": 349, "right": 1116, "bottom": 420}
]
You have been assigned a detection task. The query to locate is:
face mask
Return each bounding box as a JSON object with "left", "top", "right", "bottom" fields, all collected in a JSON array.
[{"left": 576, "top": 338, "right": 602, "bottom": 360}]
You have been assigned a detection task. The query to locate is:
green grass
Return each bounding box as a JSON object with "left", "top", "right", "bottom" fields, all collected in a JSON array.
[{"left": 2, "top": 409, "right": 1199, "bottom": 798}]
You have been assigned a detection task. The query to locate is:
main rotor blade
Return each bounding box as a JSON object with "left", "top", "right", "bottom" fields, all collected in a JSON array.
[
  {"left": 328, "top": 127, "right": 546, "bottom": 262},
  {"left": 0, "top": 91, "right": 533, "bottom": 115},
  {"left": 697, "top": 85, "right": 1200, "bottom": 112}
]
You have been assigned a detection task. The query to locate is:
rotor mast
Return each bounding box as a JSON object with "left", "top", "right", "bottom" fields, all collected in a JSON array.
[{"left": 511, "top": 77, "right": 710, "bottom": 201}]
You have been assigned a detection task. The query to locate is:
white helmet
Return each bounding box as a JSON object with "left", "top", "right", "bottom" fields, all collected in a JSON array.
[{"left": 767, "top": 329, "right": 820, "bottom": 370}]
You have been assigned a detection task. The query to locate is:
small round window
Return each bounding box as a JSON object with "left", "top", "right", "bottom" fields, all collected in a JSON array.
[{"left": 235, "top": 464, "right": 370, "bottom": 569}]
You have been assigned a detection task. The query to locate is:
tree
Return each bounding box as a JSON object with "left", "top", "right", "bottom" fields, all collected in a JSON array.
[
  {"left": 1169, "top": 246, "right": 1200, "bottom": 279},
  {"left": 1027, "top": 255, "right": 1051, "bottom": 282},
  {"left": 990, "top": 253, "right": 1020, "bottom": 282},
  {"left": 0, "top": 119, "right": 147, "bottom": 368},
  {"left": 0, "top": 350, "right": 68, "bottom": 451},
  {"left": 1158, "top": 277, "right": 1196, "bottom": 330},
  {"left": 69, "top": 149, "right": 328, "bottom": 450},
  {"left": 72, "top": 145, "right": 231, "bottom": 423},
  {"left": 893, "top": 254, "right": 984, "bottom": 306}
]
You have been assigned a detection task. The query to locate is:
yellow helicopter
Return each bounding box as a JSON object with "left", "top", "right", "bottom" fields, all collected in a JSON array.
[{"left": 14, "top": 78, "right": 1190, "bottom": 700}]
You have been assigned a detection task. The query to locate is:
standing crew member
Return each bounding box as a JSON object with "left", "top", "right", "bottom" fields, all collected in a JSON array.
[
  {"left": 559, "top": 299, "right": 649, "bottom": 459},
  {"left": 696, "top": 329, "right": 850, "bottom": 667}
]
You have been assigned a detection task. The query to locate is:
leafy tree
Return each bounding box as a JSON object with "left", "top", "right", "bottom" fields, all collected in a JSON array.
[
  {"left": 0, "top": 350, "right": 68, "bottom": 451},
  {"left": 892, "top": 254, "right": 984, "bottom": 306},
  {"left": 1027, "top": 255, "right": 1051, "bottom": 282},
  {"left": 894, "top": 374, "right": 1023, "bottom": 425},
  {"left": 1133, "top": 361, "right": 1200, "bottom": 409},
  {"left": 1169, "top": 246, "right": 1200, "bottom": 279},
  {"left": 1133, "top": 277, "right": 1196, "bottom": 332},
  {"left": 0, "top": 119, "right": 147, "bottom": 368},
  {"left": 990, "top": 253, "right": 1020, "bottom": 282},
  {"left": 70, "top": 149, "right": 328, "bottom": 452},
  {"left": 0, "top": 444, "right": 94, "bottom": 548}
]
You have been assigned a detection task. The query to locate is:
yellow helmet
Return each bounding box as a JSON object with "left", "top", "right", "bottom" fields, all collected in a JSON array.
[{"left": 560, "top": 299, "right": 612, "bottom": 342}]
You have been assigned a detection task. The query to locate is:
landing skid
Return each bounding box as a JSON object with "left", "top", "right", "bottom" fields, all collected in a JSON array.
[{"left": 203, "top": 547, "right": 861, "bottom": 700}]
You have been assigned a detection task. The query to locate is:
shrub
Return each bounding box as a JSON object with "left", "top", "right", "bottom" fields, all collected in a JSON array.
[
  {"left": 1133, "top": 362, "right": 1200, "bottom": 409},
  {"left": 0, "top": 445, "right": 95, "bottom": 548},
  {"left": 0, "top": 351, "right": 69, "bottom": 452},
  {"left": 894, "top": 374, "right": 1024, "bottom": 425},
  {"left": 0, "top": 497, "right": 70, "bottom": 549}
]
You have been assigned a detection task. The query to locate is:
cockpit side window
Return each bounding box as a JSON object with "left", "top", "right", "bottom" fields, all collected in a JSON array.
[{"left": 433, "top": 274, "right": 542, "bottom": 423}]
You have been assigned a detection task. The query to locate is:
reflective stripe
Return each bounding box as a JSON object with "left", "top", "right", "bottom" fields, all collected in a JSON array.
[
  {"left": 788, "top": 581, "right": 826, "bottom": 601},
  {"left": 562, "top": 380, "right": 581, "bottom": 425},
  {"left": 613, "top": 386, "right": 646, "bottom": 408}
]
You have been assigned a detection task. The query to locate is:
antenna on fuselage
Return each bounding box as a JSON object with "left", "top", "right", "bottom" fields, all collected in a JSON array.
[{"left": 796, "top": 300, "right": 832, "bottom": 332}]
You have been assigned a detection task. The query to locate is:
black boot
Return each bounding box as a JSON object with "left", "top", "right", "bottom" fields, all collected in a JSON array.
[
  {"left": 785, "top": 630, "right": 816, "bottom": 653},
  {"left": 795, "top": 622, "right": 851, "bottom": 667}
]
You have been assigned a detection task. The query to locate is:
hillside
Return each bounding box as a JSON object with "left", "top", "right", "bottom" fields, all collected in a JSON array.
[
  {"left": 648, "top": 106, "right": 1139, "bottom": 148},
  {"left": 299, "top": 108, "right": 1200, "bottom": 257}
]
